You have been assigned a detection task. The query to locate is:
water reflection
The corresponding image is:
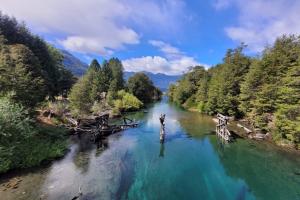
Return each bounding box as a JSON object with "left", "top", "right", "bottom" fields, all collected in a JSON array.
[
  {"left": 159, "top": 142, "right": 165, "bottom": 157},
  {"left": 176, "top": 106, "right": 300, "bottom": 200},
  {"left": 95, "top": 138, "right": 109, "bottom": 157},
  {"left": 210, "top": 137, "right": 300, "bottom": 200},
  {"left": 72, "top": 134, "right": 94, "bottom": 174}
]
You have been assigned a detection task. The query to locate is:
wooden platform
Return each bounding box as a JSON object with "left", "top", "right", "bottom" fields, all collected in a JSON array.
[{"left": 216, "top": 113, "right": 231, "bottom": 141}]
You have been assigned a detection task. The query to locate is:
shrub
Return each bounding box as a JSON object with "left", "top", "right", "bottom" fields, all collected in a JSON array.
[
  {"left": 113, "top": 90, "right": 143, "bottom": 112},
  {"left": 274, "top": 105, "right": 300, "bottom": 146},
  {"left": 47, "top": 100, "right": 69, "bottom": 117},
  {"left": 0, "top": 95, "right": 67, "bottom": 173}
]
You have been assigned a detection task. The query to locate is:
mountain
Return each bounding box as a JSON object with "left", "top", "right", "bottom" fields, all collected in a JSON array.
[
  {"left": 61, "top": 50, "right": 88, "bottom": 76},
  {"left": 124, "top": 71, "right": 181, "bottom": 92}
]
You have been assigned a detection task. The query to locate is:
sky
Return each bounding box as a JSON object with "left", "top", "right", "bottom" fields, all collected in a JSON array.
[{"left": 1, "top": 0, "right": 300, "bottom": 75}]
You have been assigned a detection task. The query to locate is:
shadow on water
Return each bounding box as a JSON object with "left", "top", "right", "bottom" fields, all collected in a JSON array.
[
  {"left": 208, "top": 135, "right": 300, "bottom": 200},
  {"left": 176, "top": 108, "right": 300, "bottom": 200},
  {"left": 115, "top": 150, "right": 136, "bottom": 200},
  {"left": 159, "top": 142, "right": 165, "bottom": 157}
]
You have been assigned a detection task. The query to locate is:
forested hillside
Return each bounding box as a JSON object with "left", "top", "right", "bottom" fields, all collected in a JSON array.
[
  {"left": 169, "top": 36, "right": 300, "bottom": 149},
  {"left": 0, "top": 13, "right": 75, "bottom": 173}
]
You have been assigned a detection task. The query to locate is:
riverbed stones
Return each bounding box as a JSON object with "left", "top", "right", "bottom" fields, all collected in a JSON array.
[{"left": 1, "top": 177, "right": 22, "bottom": 190}]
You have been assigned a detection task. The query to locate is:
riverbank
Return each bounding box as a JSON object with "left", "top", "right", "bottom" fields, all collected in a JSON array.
[
  {"left": 0, "top": 123, "right": 68, "bottom": 174},
  {"left": 201, "top": 109, "right": 300, "bottom": 151}
]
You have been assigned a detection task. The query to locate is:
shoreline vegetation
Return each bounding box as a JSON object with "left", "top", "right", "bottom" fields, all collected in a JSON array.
[
  {"left": 0, "top": 13, "right": 161, "bottom": 174},
  {"left": 168, "top": 36, "right": 300, "bottom": 150}
]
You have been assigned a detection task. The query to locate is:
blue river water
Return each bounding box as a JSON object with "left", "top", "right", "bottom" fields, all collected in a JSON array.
[{"left": 0, "top": 100, "right": 300, "bottom": 200}]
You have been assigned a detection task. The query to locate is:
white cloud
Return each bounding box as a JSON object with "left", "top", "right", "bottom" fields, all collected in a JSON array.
[
  {"left": 122, "top": 56, "right": 201, "bottom": 75},
  {"left": 149, "top": 40, "right": 184, "bottom": 59},
  {"left": 122, "top": 41, "right": 209, "bottom": 75},
  {"left": 217, "top": 0, "right": 300, "bottom": 52},
  {"left": 0, "top": 0, "right": 187, "bottom": 55}
]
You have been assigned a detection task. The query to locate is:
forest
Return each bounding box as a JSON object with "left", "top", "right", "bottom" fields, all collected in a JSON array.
[
  {"left": 169, "top": 37, "right": 300, "bottom": 149},
  {"left": 0, "top": 13, "right": 161, "bottom": 173}
]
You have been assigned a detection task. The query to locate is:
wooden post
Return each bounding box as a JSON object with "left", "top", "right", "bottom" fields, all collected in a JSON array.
[{"left": 159, "top": 114, "right": 166, "bottom": 143}]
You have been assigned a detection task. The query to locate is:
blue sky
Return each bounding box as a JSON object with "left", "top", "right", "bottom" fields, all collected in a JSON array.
[{"left": 2, "top": 0, "right": 300, "bottom": 75}]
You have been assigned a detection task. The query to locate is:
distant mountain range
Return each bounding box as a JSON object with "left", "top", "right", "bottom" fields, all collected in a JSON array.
[
  {"left": 62, "top": 50, "right": 181, "bottom": 91},
  {"left": 61, "top": 50, "right": 88, "bottom": 76}
]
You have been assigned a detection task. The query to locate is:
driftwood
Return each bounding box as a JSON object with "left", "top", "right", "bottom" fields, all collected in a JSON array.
[
  {"left": 66, "top": 114, "right": 138, "bottom": 142},
  {"left": 237, "top": 123, "right": 252, "bottom": 134}
]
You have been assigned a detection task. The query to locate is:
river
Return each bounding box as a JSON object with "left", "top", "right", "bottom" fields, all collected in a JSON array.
[{"left": 0, "top": 100, "right": 300, "bottom": 200}]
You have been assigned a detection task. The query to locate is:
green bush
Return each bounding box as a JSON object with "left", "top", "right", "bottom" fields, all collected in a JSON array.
[
  {"left": 0, "top": 95, "right": 67, "bottom": 173},
  {"left": 113, "top": 90, "right": 143, "bottom": 112},
  {"left": 274, "top": 105, "right": 300, "bottom": 146}
]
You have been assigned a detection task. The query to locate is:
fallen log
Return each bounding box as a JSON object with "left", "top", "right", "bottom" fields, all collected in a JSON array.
[{"left": 68, "top": 114, "right": 139, "bottom": 141}]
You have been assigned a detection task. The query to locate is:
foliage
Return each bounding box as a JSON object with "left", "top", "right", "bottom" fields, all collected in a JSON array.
[
  {"left": 127, "top": 72, "right": 162, "bottom": 103},
  {"left": 47, "top": 100, "right": 69, "bottom": 117},
  {"left": 108, "top": 58, "right": 124, "bottom": 93},
  {"left": 169, "top": 36, "right": 300, "bottom": 147},
  {"left": 113, "top": 90, "right": 143, "bottom": 112},
  {"left": 0, "top": 95, "right": 67, "bottom": 173},
  {"left": 69, "top": 57, "right": 138, "bottom": 115},
  {"left": 69, "top": 71, "right": 94, "bottom": 115},
  {"left": 0, "top": 12, "right": 75, "bottom": 106}
]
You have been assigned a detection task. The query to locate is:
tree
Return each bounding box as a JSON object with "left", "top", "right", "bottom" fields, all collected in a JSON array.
[
  {"left": 0, "top": 42, "right": 46, "bottom": 107},
  {"left": 108, "top": 58, "right": 124, "bottom": 93},
  {"left": 0, "top": 12, "right": 73, "bottom": 102},
  {"left": 206, "top": 45, "right": 251, "bottom": 117},
  {"left": 69, "top": 66, "right": 95, "bottom": 114},
  {"left": 0, "top": 13, "right": 75, "bottom": 105},
  {"left": 240, "top": 35, "right": 300, "bottom": 135},
  {"left": 89, "top": 59, "right": 105, "bottom": 101},
  {"left": 169, "top": 35, "right": 300, "bottom": 147},
  {"left": 127, "top": 72, "right": 162, "bottom": 103}
]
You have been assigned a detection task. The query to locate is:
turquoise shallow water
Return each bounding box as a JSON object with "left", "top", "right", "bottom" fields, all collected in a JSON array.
[{"left": 1, "top": 100, "right": 300, "bottom": 200}]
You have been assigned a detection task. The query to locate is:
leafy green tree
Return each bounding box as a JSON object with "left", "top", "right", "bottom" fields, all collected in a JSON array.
[
  {"left": 108, "top": 58, "right": 124, "bottom": 93},
  {"left": 240, "top": 35, "right": 300, "bottom": 136},
  {"left": 69, "top": 68, "right": 95, "bottom": 114},
  {"left": 206, "top": 45, "right": 251, "bottom": 117},
  {"left": 127, "top": 72, "right": 162, "bottom": 103},
  {"left": 0, "top": 42, "right": 46, "bottom": 107},
  {"left": 0, "top": 12, "right": 75, "bottom": 102},
  {"left": 102, "top": 60, "right": 113, "bottom": 92},
  {"left": 89, "top": 59, "right": 105, "bottom": 101}
]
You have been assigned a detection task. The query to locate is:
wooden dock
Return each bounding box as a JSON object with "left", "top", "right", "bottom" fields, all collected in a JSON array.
[{"left": 216, "top": 113, "right": 231, "bottom": 141}]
